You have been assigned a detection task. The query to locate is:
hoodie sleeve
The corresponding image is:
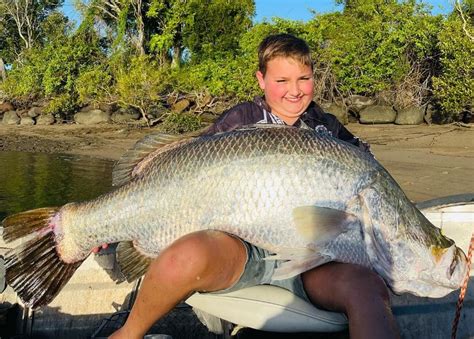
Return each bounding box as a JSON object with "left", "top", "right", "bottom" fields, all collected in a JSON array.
[{"left": 203, "top": 102, "right": 263, "bottom": 135}]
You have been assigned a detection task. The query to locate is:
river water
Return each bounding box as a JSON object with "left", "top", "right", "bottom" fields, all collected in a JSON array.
[{"left": 0, "top": 151, "right": 113, "bottom": 221}]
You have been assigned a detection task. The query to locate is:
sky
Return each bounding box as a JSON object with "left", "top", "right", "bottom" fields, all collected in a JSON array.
[
  {"left": 62, "top": 0, "right": 454, "bottom": 25},
  {"left": 254, "top": 0, "right": 453, "bottom": 22}
]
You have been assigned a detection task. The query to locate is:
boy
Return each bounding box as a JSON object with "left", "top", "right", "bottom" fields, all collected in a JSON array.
[{"left": 110, "top": 34, "right": 399, "bottom": 339}]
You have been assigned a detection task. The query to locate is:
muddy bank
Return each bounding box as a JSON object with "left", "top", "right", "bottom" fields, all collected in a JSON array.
[{"left": 0, "top": 123, "right": 473, "bottom": 202}]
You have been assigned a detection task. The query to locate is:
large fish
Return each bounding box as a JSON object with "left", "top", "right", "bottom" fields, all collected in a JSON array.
[{"left": 1, "top": 125, "right": 468, "bottom": 308}]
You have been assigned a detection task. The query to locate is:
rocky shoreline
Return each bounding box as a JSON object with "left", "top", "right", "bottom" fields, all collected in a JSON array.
[{"left": 4, "top": 92, "right": 473, "bottom": 129}]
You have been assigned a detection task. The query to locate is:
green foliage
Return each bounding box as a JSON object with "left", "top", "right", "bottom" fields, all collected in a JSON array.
[
  {"left": 2, "top": 0, "right": 474, "bottom": 125},
  {"left": 160, "top": 112, "right": 202, "bottom": 134},
  {"left": 432, "top": 16, "right": 474, "bottom": 121},
  {"left": 0, "top": 48, "right": 49, "bottom": 99},
  {"left": 0, "top": 1, "right": 65, "bottom": 63},
  {"left": 0, "top": 27, "right": 105, "bottom": 110},
  {"left": 43, "top": 33, "right": 103, "bottom": 97},
  {"left": 183, "top": 0, "right": 255, "bottom": 62},
  {"left": 43, "top": 93, "right": 78, "bottom": 117},
  {"left": 76, "top": 66, "right": 113, "bottom": 105},
  {"left": 148, "top": 0, "right": 255, "bottom": 66},
  {"left": 172, "top": 54, "right": 259, "bottom": 101},
  {"left": 306, "top": 1, "right": 441, "bottom": 98},
  {"left": 114, "top": 56, "right": 170, "bottom": 116}
]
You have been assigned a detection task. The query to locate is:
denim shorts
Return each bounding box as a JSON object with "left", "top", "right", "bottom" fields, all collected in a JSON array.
[{"left": 209, "top": 238, "right": 311, "bottom": 303}]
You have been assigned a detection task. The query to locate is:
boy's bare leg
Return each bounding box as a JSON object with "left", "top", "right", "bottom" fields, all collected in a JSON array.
[
  {"left": 109, "top": 231, "right": 246, "bottom": 339},
  {"left": 302, "top": 262, "right": 400, "bottom": 339}
]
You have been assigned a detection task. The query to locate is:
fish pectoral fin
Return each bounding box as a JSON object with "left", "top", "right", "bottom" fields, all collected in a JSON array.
[
  {"left": 116, "top": 241, "right": 154, "bottom": 282},
  {"left": 293, "top": 206, "right": 357, "bottom": 243},
  {"left": 272, "top": 253, "right": 333, "bottom": 280}
]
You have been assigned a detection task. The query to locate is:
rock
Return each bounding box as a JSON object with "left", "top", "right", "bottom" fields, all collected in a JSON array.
[
  {"left": 347, "top": 95, "right": 375, "bottom": 113},
  {"left": 111, "top": 109, "right": 141, "bottom": 123},
  {"left": 324, "top": 103, "right": 348, "bottom": 125},
  {"left": 80, "top": 104, "right": 96, "bottom": 112},
  {"left": 395, "top": 106, "right": 425, "bottom": 125},
  {"left": 171, "top": 99, "right": 191, "bottom": 114},
  {"left": 376, "top": 91, "right": 396, "bottom": 106},
  {"left": 0, "top": 102, "right": 14, "bottom": 113},
  {"left": 74, "top": 109, "right": 111, "bottom": 125},
  {"left": 28, "top": 107, "right": 43, "bottom": 118},
  {"left": 359, "top": 105, "right": 396, "bottom": 124},
  {"left": 20, "top": 116, "right": 35, "bottom": 126},
  {"left": 2, "top": 111, "right": 20, "bottom": 125},
  {"left": 17, "top": 109, "right": 28, "bottom": 118},
  {"left": 99, "top": 102, "right": 117, "bottom": 114},
  {"left": 36, "top": 114, "right": 55, "bottom": 125}
]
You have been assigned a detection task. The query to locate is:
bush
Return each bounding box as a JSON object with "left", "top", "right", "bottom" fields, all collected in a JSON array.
[
  {"left": 0, "top": 48, "right": 49, "bottom": 101},
  {"left": 173, "top": 55, "right": 259, "bottom": 101},
  {"left": 0, "top": 28, "right": 105, "bottom": 114},
  {"left": 306, "top": 2, "right": 441, "bottom": 102},
  {"left": 160, "top": 112, "right": 202, "bottom": 134},
  {"left": 114, "top": 56, "right": 171, "bottom": 118},
  {"left": 43, "top": 93, "right": 79, "bottom": 119},
  {"left": 76, "top": 66, "right": 113, "bottom": 105},
  {"left": 432, "top": 17, "right": 474, "bottom": 122}
]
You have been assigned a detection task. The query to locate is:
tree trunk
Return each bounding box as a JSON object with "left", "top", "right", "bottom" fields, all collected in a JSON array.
[
  {"left": 0, "top": 58, "right": 6, "bottom": 81},
  {"left": 171, "top": 46, "right": 181, "bottom": 68},
  {"left": 133, "top": 0, "right": 146, "bottom": 56}
]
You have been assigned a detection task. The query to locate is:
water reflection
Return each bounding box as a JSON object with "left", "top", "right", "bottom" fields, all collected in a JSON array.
[{"left": 0, "top": 151, "right": 113, "bottom": 220}]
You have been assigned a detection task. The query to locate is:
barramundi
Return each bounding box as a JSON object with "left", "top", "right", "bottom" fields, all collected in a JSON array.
[{"left": 1, "top": 125, "right": 468, "bottom": 308}]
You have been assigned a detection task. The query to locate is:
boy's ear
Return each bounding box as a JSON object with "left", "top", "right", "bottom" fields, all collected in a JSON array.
[{"left": 256, "top": 71, "right": 265, "bottom": 90}]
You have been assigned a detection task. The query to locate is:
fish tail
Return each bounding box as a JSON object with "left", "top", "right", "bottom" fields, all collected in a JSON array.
[{"left": 2, "top": 207, "right": 83, "bottom": 309}]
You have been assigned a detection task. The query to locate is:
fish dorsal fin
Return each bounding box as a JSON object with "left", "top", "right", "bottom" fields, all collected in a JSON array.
[
  {"left": 112, "top": 129, "right": 203, "bottom": 187},
  {"left": 116, "top": 241, "right": 153, "bottom": 282}
]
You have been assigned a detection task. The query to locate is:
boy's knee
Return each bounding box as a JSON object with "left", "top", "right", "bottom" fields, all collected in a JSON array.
[
  {"left": 149, "top": 231, "right": 245, "bottom": 290},
  {"left": 339, "top": 265, "right": 390, "bottom": 304},
  {"left": 302, "top": 263, "right": 391, "bottom": 312},
  {"left": 155, "top": 232, "right": 216, "bottom": 283}
]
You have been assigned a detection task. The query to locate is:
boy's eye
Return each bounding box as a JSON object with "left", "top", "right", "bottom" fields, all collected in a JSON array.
[{"left": 276, "top": 79, "right": 287, "bottom": 83}]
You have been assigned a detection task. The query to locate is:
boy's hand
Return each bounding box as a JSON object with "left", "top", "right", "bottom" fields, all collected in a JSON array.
[{"left": 92, "top": 243, "right": 109, "bottom": 253}]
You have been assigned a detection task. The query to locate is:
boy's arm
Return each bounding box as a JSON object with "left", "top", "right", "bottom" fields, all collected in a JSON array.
[{"left": 203, "top": 102, "right": 260, "bottom": 135}]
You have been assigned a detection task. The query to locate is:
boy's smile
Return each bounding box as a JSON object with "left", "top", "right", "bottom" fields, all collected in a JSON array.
[{"left": 256, "top": 56, "right": 314, "bottom": 125}]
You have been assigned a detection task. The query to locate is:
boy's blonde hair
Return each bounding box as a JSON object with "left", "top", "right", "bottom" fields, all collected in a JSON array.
[{"left": 258, "top": 33, "right": 313, "bottom": 76}]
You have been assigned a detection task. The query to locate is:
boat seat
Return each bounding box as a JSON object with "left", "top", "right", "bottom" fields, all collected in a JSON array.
[{"left": 186, "top": 284, "right": 348, "bottom": 333}]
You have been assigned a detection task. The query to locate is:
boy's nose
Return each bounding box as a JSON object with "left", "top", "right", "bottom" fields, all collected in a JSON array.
[{"left": 288, "top": 82, "right": 301, "bottom": 96}]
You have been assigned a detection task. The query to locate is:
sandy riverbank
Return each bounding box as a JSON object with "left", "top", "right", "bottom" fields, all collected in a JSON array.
[{"left": 0, "top": 122, "right": 473, "bottom": 202}]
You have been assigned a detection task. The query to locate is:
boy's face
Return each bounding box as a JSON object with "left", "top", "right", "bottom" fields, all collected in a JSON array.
[{"left": 256, "top": 56, "right": 314, "bottom": 124}]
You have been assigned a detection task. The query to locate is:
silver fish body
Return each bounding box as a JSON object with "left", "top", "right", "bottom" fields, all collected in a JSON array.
[
  {"left": 57, "top": 126, "right": 467, "bottom": 297},
  {"left": 2, "top": 126, "right": 468, "bottom": 308}
]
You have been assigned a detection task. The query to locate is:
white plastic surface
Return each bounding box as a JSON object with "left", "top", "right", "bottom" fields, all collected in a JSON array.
[{"left": 186, "top": 284, "right": 348, "bottom": 333}]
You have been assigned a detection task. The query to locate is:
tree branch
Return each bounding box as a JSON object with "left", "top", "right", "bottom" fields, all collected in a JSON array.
[{"left": 455, "top": 0, "right": 474, "bottom": 42}]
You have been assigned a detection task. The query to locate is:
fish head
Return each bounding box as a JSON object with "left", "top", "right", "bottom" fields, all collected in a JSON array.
[
  {"left": 421, "top": 243, "right": 468, "bottom": 297},
  {"left": 391, "top": 238, "right": 468, "bottom": 298}
]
